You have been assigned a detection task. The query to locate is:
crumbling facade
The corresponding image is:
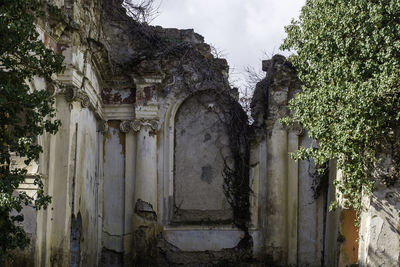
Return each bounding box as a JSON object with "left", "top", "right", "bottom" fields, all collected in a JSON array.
[{"left": 10, "top": 0, "right": 400, "bottom": 266}]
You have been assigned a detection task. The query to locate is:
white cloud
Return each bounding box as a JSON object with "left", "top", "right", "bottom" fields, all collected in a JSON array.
[{"left": 153, "top": 0, "right": 305, "bottom": 88}]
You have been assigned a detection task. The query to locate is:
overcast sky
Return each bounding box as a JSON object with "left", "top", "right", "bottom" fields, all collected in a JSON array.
[{"left": 152, "top": 0, "right": 306, "bottom": 88}]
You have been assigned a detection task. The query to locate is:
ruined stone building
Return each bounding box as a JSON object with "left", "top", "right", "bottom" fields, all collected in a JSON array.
[{"left": 12, "top": 0, "right": 400, "bottom": 266}]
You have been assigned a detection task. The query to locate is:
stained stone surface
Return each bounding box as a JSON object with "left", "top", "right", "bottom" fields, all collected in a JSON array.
[
  {"left": 14, "top": 0, "right": 381, "bottom": 265},
  {"left": 173, "top": 92, "right": 232, "bottom": 223}
]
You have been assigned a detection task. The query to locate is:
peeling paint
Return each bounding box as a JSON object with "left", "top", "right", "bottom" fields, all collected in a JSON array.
[
  {"left": 135, "top": 199, "right": 157, "bottom": 221},
  {"left": 136, "top": 85, "right": 157, "bottom": 106},
  {"left": 19, "top": 1, "right": 362, "bottom": 266},
  {"left": 103, "top": 120, "right": 125, "bottom": 254},
  {"left": 339, "top": 209, "right": 359, "bottom": 265},
  {"left": 102, "top": 87, "right": 135, "bottom": 104}
]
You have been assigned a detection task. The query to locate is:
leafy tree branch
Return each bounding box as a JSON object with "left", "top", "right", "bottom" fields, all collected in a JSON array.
[
  {"left": 281, "top": 0, "right": 400, "bottom": 213},
  {"left": 0, "top": 0, "right": 64, "bottom": 262}
]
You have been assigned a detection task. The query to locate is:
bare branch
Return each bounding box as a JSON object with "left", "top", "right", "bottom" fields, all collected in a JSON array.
[
  {"left": 233, "top": 65, "right": 264, "bottom": 120},
  {"left": 210, "top": 44, "right": 227, "bottom": 59},
  {"left": 243, "top": 65, "right": 264, "bottom": 90},
  {"left": 122, "top": 0, "right": 161, "bottom": 24}
]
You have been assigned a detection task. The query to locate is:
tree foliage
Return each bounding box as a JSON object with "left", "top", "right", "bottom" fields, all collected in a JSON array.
[
  {"left": 281, "top": 0, "right": 400, "bottom": 211},
  {"left": 0, "top": 0, "right": 64, "bottom": 262}
]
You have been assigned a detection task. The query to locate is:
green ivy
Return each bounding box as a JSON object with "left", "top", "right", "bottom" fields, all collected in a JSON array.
[
  {"left": 0, "top": 0, "right": 64, "bottom": 262},
  {"left": 281, "top": 0, "right": 400, "bottom": 212}
]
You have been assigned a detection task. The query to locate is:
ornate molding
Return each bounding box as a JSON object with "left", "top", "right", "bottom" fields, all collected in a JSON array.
[
  {"left": 63, "top": 86, "right": 90, "bottom": 108},
  {"left": 131, "top": 119, "right": 158, "bottom": 132},
  {"left": 119, "top": 120, "right": 132, "bottom": 133},
  {"left": 104, "top": 104, "right": 134, "bottom": 121}
]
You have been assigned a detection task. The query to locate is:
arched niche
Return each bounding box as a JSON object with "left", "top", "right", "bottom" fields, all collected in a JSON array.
[{"left": 171, "top": 91, "right": 233, "bottom": 224}]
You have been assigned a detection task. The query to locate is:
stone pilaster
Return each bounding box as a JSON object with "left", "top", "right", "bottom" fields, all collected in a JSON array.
[
  {"left": 122, "top": 120, "right": 136, "bottom": 264},
  {"left": 131, "top": 71, "right": 163, "bottom": 264},
  {"left": 44, "top": 94, "right": 75, "bottom": 266},
  {"left": 252, "top": 55, "right": 302, "bottom": 265},
  {"left": 287, "top": 129, "right": 300, "bottom": 265}
]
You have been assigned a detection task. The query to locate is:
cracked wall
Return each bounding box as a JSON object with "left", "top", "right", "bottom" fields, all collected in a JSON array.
[{"left": 15, "top": 0, "right": 399, "bottom": 266}]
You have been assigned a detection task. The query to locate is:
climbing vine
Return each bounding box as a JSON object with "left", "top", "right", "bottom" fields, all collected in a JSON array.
[
  {"left": 163, "top": 40, "right": 252, "bottom": 236},
  {"left": 109, "top": 0, "right": 253, "bottom": 248},
  {"left": 281, "top": 0, "right": 400, "bottom": 212},
  {"left": 174, "top": 51, "right": 252, "bottom": 233},
  {"left": 221, "top": 96, "right": 252, "bottom": 233}
]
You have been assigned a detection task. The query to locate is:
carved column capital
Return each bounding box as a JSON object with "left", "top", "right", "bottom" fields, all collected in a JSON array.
[
  {"left": 63, "top": 86, "right": 90, "bottom": 108},
  {"left": 119, "top": 120, "right": 132, "bottom": 133},
  {"left": 290, "top": 124, "right": 304, "bottom": 136},
  {"left": 98, "top": 120, "right": 109, "bottom": 134},
  {"left": 131, "top": 119, "right": 159, "bottom": 132}
]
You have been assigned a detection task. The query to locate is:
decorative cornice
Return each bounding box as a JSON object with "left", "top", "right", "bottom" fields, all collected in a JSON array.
[
  {"left": 120, "top": 120, "right": 132, "bottom": 133},
  {"left": 131, "top": 119, "right": 158, "bottom": 132},
  {"left": 104, "top": 104, "right": 134, "bottom": 121}
]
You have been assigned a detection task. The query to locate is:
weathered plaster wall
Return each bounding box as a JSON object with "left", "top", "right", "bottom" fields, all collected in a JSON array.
[
  {"left": 102, "top": 121, "right": 125, "bottom": 265},
  {"left": 43, "top": 96, "right": 73, "bottom": 267},
  {"left": 297, "top": 133, "right": 325, "bottom": 266},
  {"left": 338, "top": 209, "right": 359, "bottom": 266},
  {"left": 69, "top": 106, "right": 101, "bottom": 267},
  {"left": 359, "top": 181, "right": 400, "bottom": 267},
  {"left": 36, "top": 95, "right": 102, "bottom": 267},
  {"left": 11, "top": 0, "right": 374, "bottom": 266},
  {"left": 23, "top": 2, "right": 106, "bottom": 264},
  {"left": 98, "top": 1, "right": 249, "bottom": 264},
  {"left": 250, "top": 55, "right": 341, "bottom": 266},
  {"left": 173, "top": 92, "right": 232, "bottom": 223},
  {"left": 251, "top": 55, "right": 302, "bottom": 265}
]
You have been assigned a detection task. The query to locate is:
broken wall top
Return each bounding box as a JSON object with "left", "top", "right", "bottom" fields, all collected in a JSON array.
[
  {"left": 42, "top": 0, "right": 232, "bottom": 106},
  {"left": 250, "top": 54, "right": 301, "bottom": 129}
]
